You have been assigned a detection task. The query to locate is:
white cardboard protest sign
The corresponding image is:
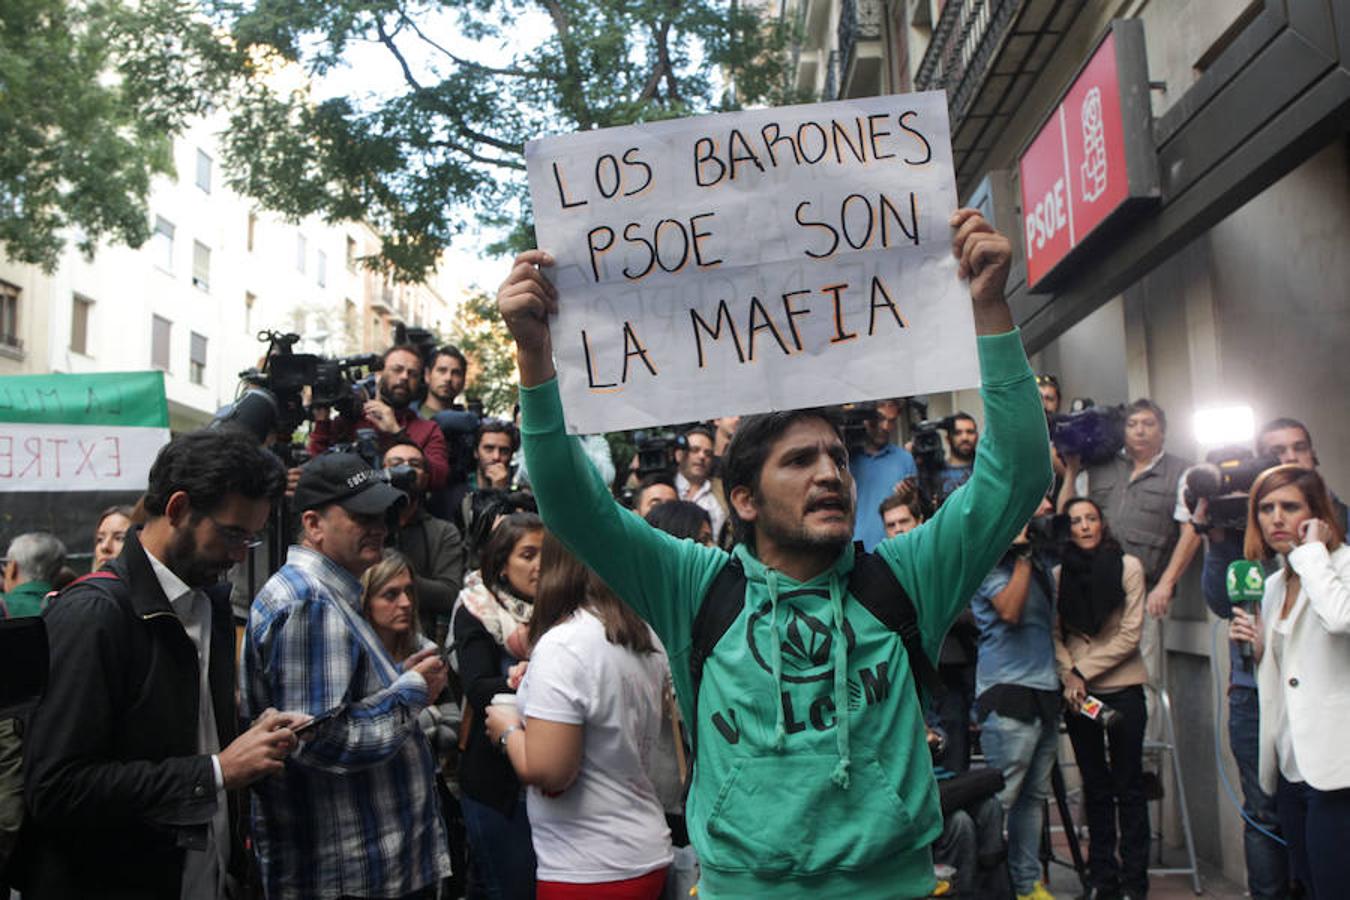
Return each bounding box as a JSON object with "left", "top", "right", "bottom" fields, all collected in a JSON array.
[{"left": 525, "top": 91, "right": 977, "bottom": 434}]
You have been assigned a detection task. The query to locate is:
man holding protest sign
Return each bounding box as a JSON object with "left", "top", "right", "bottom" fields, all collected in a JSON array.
[{"left": 494, "top": 201, "right": 1050, "bottom": 898}]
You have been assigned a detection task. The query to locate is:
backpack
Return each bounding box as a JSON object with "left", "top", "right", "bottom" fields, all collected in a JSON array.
[{"left": 686, "top": 546, "right": 942, "bottom": 758}]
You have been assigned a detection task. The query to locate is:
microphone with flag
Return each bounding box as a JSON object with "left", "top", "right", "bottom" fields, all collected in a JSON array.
[{"left": 1226, "top": 560, "right": 1266, "bottom": 666}]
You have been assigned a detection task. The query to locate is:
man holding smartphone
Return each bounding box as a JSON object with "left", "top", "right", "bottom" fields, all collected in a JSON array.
[
  {"left": 241, "top": 453, "right": 451, "bottom": 900},
  {"left": 21, "top": 429, "right": 298, "bottom": 899}
]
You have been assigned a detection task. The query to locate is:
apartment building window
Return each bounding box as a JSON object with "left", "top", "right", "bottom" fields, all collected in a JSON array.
[
  {"left": 189, "top": 332, "right": 207, "bottom": 385},
  {"left": 317, "top": 250, "right": 327, "bottom": 288},
  {"left": 70, "top": 294, "right": 93, "bottom": 355},
  {"left": 152, "top": 216, "right": 175, "bottom": 272},
  {"left": 245, "top": 291, "right": 256, "bottom": 334},
  {"left": 195, "top": 149, "right": 212, "bottom": 193},
  {"left": 344, "top": 299, "right": 357, "bottom": 338},
  {"left": 151, "top": 315, "right": 172, "bottom": 370},
  {"left": 0, "top": 280, "right": 20, "bottom": 351},
  {"left": 346, "top": 235, "right": 357, "bottom": 271},
  {"left": 192, "top": 240, "right": 211, "bottom": 291},
  {"left": 296, "top": 234, "right": 307, "bottom": 273},
  {"left": 247, "top": 212, "right": 257, "bottom": 252}
]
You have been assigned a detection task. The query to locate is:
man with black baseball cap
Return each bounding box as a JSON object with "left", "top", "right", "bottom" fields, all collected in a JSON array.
[{"left": 242, "top": 453, "right": 452, "bottom": 899}]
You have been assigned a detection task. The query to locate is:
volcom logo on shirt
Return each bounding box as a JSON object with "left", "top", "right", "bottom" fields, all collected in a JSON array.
[{"left": 746, "top": 589, "right": 857, "bottom": 683}]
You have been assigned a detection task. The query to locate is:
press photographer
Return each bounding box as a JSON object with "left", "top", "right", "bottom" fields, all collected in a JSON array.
[{"left": 308, "top": 344, "right": 451, "bottom": 491}]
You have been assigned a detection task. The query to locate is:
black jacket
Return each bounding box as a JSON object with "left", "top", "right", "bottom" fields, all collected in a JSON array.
[
  {"left": 21, "top": 529, "right": 243, "bottom": 899},
  {"left": 388, "top": 504, "right": 464, "bottom": 639},
  {"left": 453, "top": 607, "right": 523, "bottom": 815}
]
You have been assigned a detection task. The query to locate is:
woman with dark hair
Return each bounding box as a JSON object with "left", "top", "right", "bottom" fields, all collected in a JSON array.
[
  {"left": 1052, "top": 497, "right": 1148, "bottom": 900},
  {"left": 485, "top": 533, "right": 672, "bottom": 899},
  {"left": 91, "top": 504, "right": 134, "bottom": 571},
  {"left": 644, "top": 500, "right": 713, "bottom": 545},
  {"left": 1230, "top": 465, "right": 1350, "bottom": 898},
  {"left": 453, "top": 512, "right": 544, "bottom": 899}
]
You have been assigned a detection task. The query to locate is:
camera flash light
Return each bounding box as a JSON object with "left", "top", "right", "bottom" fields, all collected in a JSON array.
[{"left": 1193, "top": 406, "right": 1255, "bottom": 448}]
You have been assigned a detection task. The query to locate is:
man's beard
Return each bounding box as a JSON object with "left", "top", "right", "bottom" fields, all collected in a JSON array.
[
  {"left": 166, "top": 528, "right": 231, "bottom": 589},
  {"left": 753, "top": 492, "right": 854, "bottom": 557},
  {"left": 380, "top": 381, "right": 413, "bottom": 411},
  {"left": 952, "top": 444, "right": 976, "bottom": 463}
]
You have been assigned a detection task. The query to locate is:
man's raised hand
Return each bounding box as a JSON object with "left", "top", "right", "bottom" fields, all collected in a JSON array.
[
  {"left": 498, "top": 250, "right": 558, "bottom": 387},
  {"left": 950, "top": 209, "right": 1014, "bottom": 335},
  {"left": 498, "top": 250, "right": 557, "bottom": 353}
]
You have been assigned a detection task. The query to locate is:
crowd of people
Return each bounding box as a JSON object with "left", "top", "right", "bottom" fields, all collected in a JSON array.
[{"left": 1, "top": 208, "right": 1347, "bottom": 900}]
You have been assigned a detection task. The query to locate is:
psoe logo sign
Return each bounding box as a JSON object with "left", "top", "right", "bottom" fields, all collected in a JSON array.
[
  {"left": 745, "top": 591, "right": 857, "bottom": 683},
  {"left": 1079, "top": 86, "right": 1108, "bottom": 204}
]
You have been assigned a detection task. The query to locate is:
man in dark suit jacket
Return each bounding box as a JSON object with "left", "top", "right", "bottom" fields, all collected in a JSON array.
[{"left": 21, "top": 429, "right": 298, "bottom": 899}]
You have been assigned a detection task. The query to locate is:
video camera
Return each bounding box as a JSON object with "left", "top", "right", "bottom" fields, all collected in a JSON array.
[
  {"left": 1049, "top": 399, "right": 1126, "bottom": 465},
  {"left": 1184, "top": 447, "right": 1279, "bottom": 532},
  {"left": 905, "top": 398, "right": 958, "bottom": 517},
  {"left": 214, "top": 331, "right": 380, "bottom": 457},
  {"left": 1024, "top": 512, "right": 1066, "bottom": 553},
  {"left": 633, "top": 430, "right": 683, "bottom": 479}
]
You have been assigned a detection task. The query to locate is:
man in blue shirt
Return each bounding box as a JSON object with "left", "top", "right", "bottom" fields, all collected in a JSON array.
[
  {"left": 970, "top": 496, "right": 1059, "bottom": 900},
  {"left": 850, "top": 399, "right": 917, "bottom": 551}
]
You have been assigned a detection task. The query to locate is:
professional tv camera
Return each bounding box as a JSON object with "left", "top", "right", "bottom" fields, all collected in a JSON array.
[
  {"left": 1049, "top": 399, "right": 1126, "bottom": 466},
  {"left": 904, "top": 398, "right": 959, "bottom": 517},
  {"left": 213, "top": 331, "right": 380, "bottom": 460},
  {"left": 632, "top": 429, "right": 683, "bottom": 479},
  {"left": 1184, "top": 447, "right": 1279, "bottom": 532}
]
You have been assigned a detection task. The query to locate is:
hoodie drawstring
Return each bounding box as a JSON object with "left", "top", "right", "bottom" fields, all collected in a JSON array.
[
  {"left": 828, "top": 573, "right": 852, "bottom": 789},
  {"left": 766, "top": 568, "right": 786, "bottom": 750}
]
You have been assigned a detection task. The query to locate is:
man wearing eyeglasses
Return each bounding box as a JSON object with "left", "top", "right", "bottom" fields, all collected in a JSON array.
[
  {"left": 22, "top": 429, "right": 301, "bottom": 899},
  {"left": 384, "top": 440, "right": 465, "bottom": 641}
]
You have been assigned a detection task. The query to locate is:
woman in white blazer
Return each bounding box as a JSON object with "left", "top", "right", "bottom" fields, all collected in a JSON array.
[{"left": 1230, "top": 465, "right": 1350, "bottom": 899}]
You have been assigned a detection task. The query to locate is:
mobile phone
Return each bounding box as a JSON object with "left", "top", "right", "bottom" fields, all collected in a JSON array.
[{"left": 294, "top": 705, "right": 344, "bottom": 738}]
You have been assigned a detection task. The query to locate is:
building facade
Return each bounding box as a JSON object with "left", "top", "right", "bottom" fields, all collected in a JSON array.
[
  {"left": 787, "top": 0, "right": 1350, "bottom": 888},
  {"left": 0, "top": 117, "right": 453, "bottom": 431}
]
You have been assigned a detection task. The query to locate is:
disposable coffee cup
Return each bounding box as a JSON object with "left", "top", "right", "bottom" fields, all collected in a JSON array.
[{"left": 489, "top": 693, "right": 517, "bottom": 710}]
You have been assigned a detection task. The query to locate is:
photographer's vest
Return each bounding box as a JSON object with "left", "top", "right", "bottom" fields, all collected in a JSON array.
[{"left": 1087, "top": 452, "right": 1190, "bottom": 586}]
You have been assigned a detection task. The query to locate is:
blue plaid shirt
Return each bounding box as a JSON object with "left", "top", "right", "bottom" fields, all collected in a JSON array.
[{"left": 241, "top": 546, "right": 451, "bottom": 899}]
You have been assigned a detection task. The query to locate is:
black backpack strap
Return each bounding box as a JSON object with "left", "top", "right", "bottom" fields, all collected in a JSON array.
[
  {"left": 689, "top": 557, "right": 746, "bottom": 699},
  {"left": 684, "top": 556, "right": 746, "bottom": 798},
  {"left": 847, "top": 550, "right": 942, "bottom": 702}
]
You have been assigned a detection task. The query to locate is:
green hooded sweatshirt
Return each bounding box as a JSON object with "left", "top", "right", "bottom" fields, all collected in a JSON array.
[{"left": 520, "top": 329, "right": 1050, "bottom": 899}]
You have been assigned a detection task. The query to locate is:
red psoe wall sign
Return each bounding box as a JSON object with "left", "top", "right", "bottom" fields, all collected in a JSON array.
[{"left": 1019, "top": 20, "right": 1159, "bottom": 292}]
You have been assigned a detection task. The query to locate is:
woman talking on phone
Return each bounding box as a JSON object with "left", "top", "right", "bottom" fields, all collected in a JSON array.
[{"left": 1229, "top": 465, "right": 1350, "bottom": 899}]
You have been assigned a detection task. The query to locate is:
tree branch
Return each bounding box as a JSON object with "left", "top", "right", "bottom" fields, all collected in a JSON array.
[
  {"left": 398, "top": 12, "right": 557, "bottom": 80},
  {"left": 375, "top": 16, "right": 524, "bottom": 158}
]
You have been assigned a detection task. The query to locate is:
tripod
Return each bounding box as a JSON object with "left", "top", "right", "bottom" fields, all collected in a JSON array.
[{"left": 1041, "top": 760, "right": 1089, "bottom": 892}]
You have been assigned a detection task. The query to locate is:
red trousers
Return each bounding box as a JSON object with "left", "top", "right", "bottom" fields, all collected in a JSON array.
[{"left": 536, "top": 866, "right": 669, "bottom": 900}]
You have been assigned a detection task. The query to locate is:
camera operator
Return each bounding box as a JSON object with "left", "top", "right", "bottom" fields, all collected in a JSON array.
[
  {"left": 941, "top": 413, "right": 980, "bottom": 496},
  {"left": 851, "top": 399, "right": 918, "bottom": 551},
  {"left": 308, "top": 344, "right": 451, "bottom": 491},
  {"left": 383, "top": 440, "right": 466, "bottom": 644},
  {"left": 1037, "top": 374, "right": 1061, "bottom": 416},
  {"left": 970, "top": 496, "right": 1059, "bottom": 900},
  {"left": 1058, "top": 398, "right": 1199, "bottom": 705},
  {"left": 1198, "top": 416, "right": 1343, "bottom": 900}
]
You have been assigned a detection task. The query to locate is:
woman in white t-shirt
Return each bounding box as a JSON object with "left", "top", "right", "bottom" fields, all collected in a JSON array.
[{"left": 485, "top": 533, "right": 673, "bottom": 900}]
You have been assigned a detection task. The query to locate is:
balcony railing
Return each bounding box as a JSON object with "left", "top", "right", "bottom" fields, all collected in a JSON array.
[
  {"left": 837, "top": 0, "right": 884, "bottom": 93},
  {"left": 915, "top": 0, "right": 1019, "bottom": 120}
]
